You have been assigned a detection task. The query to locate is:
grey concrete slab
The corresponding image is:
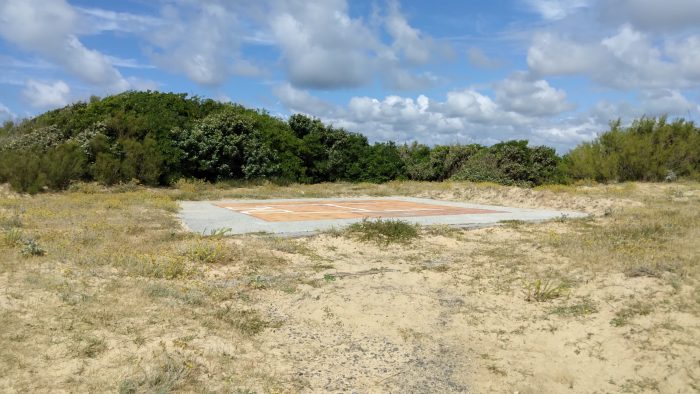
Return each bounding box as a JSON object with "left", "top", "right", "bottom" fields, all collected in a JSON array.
[{"left": 178, "top": 197, "right": 588, "bottom": 236}]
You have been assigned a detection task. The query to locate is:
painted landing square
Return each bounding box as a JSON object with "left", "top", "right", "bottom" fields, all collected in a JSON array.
[{"left": 179, "top": 197, "right": 587, "bottom": 235}]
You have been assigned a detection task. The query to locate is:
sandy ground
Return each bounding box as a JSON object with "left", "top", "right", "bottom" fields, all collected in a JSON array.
[{"left": 0, "top": 181, "right": 698, "bottom": 393}]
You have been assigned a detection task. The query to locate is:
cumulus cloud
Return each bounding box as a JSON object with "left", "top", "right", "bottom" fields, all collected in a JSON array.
[
  {"left": 268, "top": 0, "right": 445, "bottom": 90},
  {"left": 442, "top": 89, "right": 503, "bottom": 122},
  {"left": 639, "top": 90, "right": 700, "bottom": 116},
  {"left": 147, "top": 2, "right": 248, "bottom": 86},
  {"left": 21, "top": 80, "right": 71, "bottom": 108},
  {"left": 268, "top": 0, "right": 384, "bottom": 89},
  {"left": 385, "top": 0, "right": 436, "bottom": 65},
  {"left": 494, "top": 72, "right": 574, "bottom": 116},
  {"left": 273, "top": 81, "right": 593, "bottom": 150},
  {"left": 528, "top": 26, "right": 700, "bottom": 90},
  {"left": 527, "top": 32, "right": 605, "bottom": 75},
  {"left": 0, "top": 0, "right": 128, "bottom": 90}
]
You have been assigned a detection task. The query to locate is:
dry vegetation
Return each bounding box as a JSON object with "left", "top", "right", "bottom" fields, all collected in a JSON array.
[{"left": 1, "top": 180, "right": 698, "bottom": 393}]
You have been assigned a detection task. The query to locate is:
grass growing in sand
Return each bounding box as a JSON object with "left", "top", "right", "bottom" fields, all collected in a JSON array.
[
  {"left": 344, "top": 218, "right": 420, "bottom": 244},
  {"left": 0, "top": 180, "right": 699, "bottom": 392}
]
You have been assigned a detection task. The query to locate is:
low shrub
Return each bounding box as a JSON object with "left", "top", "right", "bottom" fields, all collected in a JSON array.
[{"left": 345, "top": 219, "right": 420, "bottom": 244}]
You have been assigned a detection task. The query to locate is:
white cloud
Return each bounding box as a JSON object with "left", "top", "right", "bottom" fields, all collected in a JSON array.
[
  {"left": 385, "top": 0, "right": 435, "bottom": 65},
  {"left": 527, "top": 32, "right": 605, "bottom": 75},
  {"left": 525, "top": 0, "right": 591, "bottom": 21},
  {"left": 467, "top": 47, "right": 501, "bottom": 69},
  {"left": 666, "top": 36, "right": 700, "bottom": 80},
  {"left": 443, "top": 89, "right": 503, "bottom": 122},
  {"left": 274, "top": 83, "right": 336, "bottom": 116},
  {"left": 105, "top": 55, "right": 155, "bottom": 70},
  {"left": 75, "top": 6, "right": 162, "bottom": 34},
  {"left": 385, "top": 70, "right": 439, "bottom": 91},
  {"left": 21, "top": 79, "right": 71, "bottom": 108},
  {"left": 528, "top": 26, "right": 700, "bottom": 90},
  {"left": 0, "top": 0, "right": 129, "bottom": 91},
  {"left": 599, "top": 0, "right": 700, "bottom": 31},
  {"left": 269, "top": 0, "right": 383, "bottom": 89},
  {"left": 639, "top": 90, "right": 700, "bottom": 116},
  {"left": 0, "top": 102, "right": 15, "bottom": 121},
  {"left": 494, "top": 72, "right": 574, "bottom": 116},
  {"left": 147, "top": 2, "right": 245, "bottom": 86},
  {"left": 268, "top": 0, "right": 444, "bottom": 90},
  {"left": 273, "top": 82, "right": 592, "bottom": 149}
]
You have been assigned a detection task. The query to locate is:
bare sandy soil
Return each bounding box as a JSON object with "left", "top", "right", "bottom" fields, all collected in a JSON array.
[{"left": 0, "top": 181, "right": 698, "bottom": 393}]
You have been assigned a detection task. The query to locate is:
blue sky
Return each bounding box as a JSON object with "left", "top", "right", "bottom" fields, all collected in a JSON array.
[{"left": 1, "top": 0, "right": 699, "bottom": 151}]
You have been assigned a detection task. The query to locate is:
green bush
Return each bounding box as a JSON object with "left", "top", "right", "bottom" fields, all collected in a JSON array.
[
  {"left": 565, "top": 117, "right": 700, "bottom": 182},
  {"left": 0, "top": 142, "right": 86, "bottom": 193},
  {"left": 345, "top": 219, "right": 420, "bottom": 244},
  {"left": 2, "top": 91, "right": 697, "bottom": 193}
]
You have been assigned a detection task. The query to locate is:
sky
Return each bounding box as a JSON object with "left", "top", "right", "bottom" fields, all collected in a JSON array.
[{"left": 1, "top": 0, "right": 699, "bottom": 152}]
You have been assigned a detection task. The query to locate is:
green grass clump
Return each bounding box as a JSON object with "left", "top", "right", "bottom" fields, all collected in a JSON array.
[
  {"left": 524, "top": 278, "right": 567, "bottom": 302},
  {"left": 345, "top": 219, "right": 420, "bottom": 244}
]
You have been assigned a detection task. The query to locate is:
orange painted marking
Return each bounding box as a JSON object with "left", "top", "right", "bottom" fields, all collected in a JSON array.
[{"left": 214, "top": 200, "right": 504, "bottom": 222}]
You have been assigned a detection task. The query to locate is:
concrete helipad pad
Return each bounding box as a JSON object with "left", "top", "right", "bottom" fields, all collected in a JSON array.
[{"left": 178, "top": 197, "right": 587, "bottom": 236}]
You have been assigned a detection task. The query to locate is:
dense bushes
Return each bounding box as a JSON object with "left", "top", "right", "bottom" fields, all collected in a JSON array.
[
  {"left": 451, "top": 141, "right": 562, "bottom": 185},
  {"left": 564, "top": 117, "right": 700, "bottom": 182},
  {"left": 1, "top": 91, "right": 698, "bottom": 193},
  {"left": 0, "top": 142, "right": 86, "bottom": 194}
]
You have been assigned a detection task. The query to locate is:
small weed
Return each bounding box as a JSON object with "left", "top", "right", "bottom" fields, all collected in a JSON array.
[
  {"left": 21, "top": 238, "right": 45, "bottom": 257},
  {"left": 73, "top": 334, "right": 107, "bottom": 358},
  {"left": 486, "top": 364, "right": 507, "bottom": 376},
  {"left": 120, "top": 255, "right": 190, "bottom": 279},
  {"left": 214, "top": 305, "right": 271, "bottom": 335},
  {"left": 323, "top": 273, "right": 336, "bottom": 282},
  {"left": 501, "top": 220, "right": 526, "bottom": 228},
  {"left": 550, "top": 298, "right": 598, "bottom": 317},
  {"left": 524, "top": 278, "right": 567, "bottom": 302},
  {"left": 625, "top": 261, "right": 680, "bottom": 279},
  {"left": 248, "top": 275, "right": 270, "bottom": 290},
  {"left": 345, "top": 219, "right": 420, "bottom": 244},
  {"left": 204, "top": 227, "right": 232, "bottom": 237},
  {"left": 145, "top": 283, "right": 205, "bottom": 306},
  {"left": 619, "top": 377, "right": 660, "bottom": 392},
  {"left": 185, "top": 242, "right": 224, "bottom": 264},
  {"left": 3, "top": 228, "right": 22, "bottom": 246},
  {"left": 423, "top": 224, "right": 460, "bottom": 237},
  {"left": 611, "top": 301, "right": 653, "bottom": 327},
  {"left": 59, "top": 286, "right": 91, "bottom": 306},
  {"left": 119, "top": 352, "right": 196, "bottom": 394},
  {"left": 0, "top": 208, "right": 23, "bottom": 229}
]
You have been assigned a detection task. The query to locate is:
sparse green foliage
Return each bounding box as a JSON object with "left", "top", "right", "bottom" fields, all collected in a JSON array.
[
  {"left": 610, "top": 301, "right": 653, "bottom": 327},
  {"left": 345, "top": 219, "right": 420, "bottom": 244},
  {"left": 214, "top": 306, "right": 270, "bottom": 335},
  {"left": 524, "top": 278, "right": 567, "bottom": 302},
  {"left": 551, "top": 298, "right": 599, "bottom": 317},
  {"left": 21, "top": 238, "right": 45, "bottom": 257}
]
